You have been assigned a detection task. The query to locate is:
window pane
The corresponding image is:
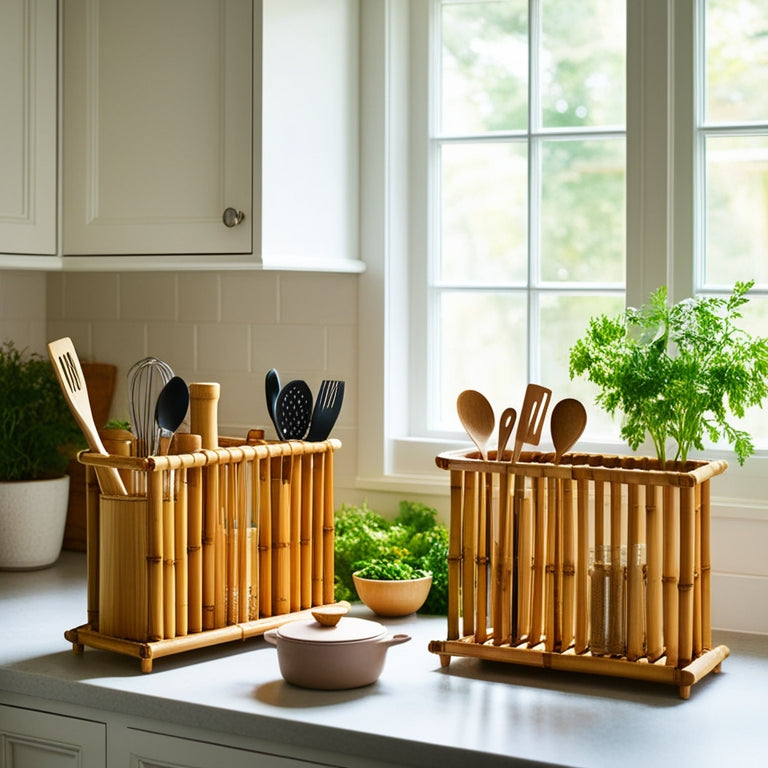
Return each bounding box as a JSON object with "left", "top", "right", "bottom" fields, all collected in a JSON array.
[
  {"left": 705, "top": 0, "right": 768, "bottom": 124},
  {"left": 541, "top": 0, "right": 626, "bottom": 128},
  {"left": 441, "top": 1, "right": 528, "bottom": 134},
  {"left": 435, "top": 291, "right": 527, "bottom": 430},
  {"left": 705, "top": 135, "right": 768, "bottom": 287},
  {"left": 440, "top": 142, "right": 528, "bottom": 284},
  {"left": 539, "top": 292, "right": 624, "bottom": 439},
  {"left": 540, "top": 138, "right": 626, "bottom": 283}
]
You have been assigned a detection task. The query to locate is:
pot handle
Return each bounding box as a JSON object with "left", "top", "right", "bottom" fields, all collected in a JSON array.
[
  {"left": 264, "top": 628, "right": 278, "bottom": 646},
  {"left": 380, "top": 633, "right": 411, "bottom": 648}
]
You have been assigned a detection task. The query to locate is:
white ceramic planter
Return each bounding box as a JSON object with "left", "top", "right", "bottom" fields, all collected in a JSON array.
[{"left": 0, "top": 474, "right": 70, "bottom": 570}]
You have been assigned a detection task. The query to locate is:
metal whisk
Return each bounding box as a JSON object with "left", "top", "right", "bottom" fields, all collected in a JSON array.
[{"left": 127, "top": 357, "right": 174, "bottom": 456}]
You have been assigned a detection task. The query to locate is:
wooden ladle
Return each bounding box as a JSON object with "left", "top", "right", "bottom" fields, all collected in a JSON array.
[
  {"left": 550, "top": 397, "right": 587, "bottom": 464},
  {"left": 457, "top": 389, "right": 495, "bottom": 460}
]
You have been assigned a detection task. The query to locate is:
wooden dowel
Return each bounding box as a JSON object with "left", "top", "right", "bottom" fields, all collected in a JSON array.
[
  {"left": 475, "top": 473, "right": 489, "bottom": 644},
  {"left": 607, "top": 481, "right": 624, "bottom": 656},
  {"left": 518, "top": 488, "right": 533, "bottom": 644},
  {"left": 321, "top": 444, "right": 335, "bottom": 605},
  {"left": 174, "top": 467, "right": 189, "bottom": 636},
  {"left": 162, "top": 494, "right": 176, "bottom": 639},
  {"left": 493, "top": 471, "right": 509, "bottom": 645},
  {"left": 544, "top": 477, "right": 557, "bottom": 652},
  {"left": 273, "top": 455, "right": 292, "bottom": 615},
  {"left": 561, "top": 478, "right": 575, "bottom": 651},
  {"left": 645, "top": 484, "right": 664, "bottom": 661},
  {"left": 300, "top": 454, "right": 313, "bottom": 609},
  {"left": 289, "top": 450, "right": 302, "bottom": 613},
  {"left": 528, "top": 476, "right": 546, "bottom": 647},
  {"left": 693, "top": 484, "right": 702, "bottom": 657},
  {"left": 237, "top": 459, "right": 249, "bottom": 623},
  {"left": 311, "top": 453, "right": 325, "bottom": 607},
  {"left": 663, "top": 486, "right": 680, "bottom": 667},
  {"left": 258, "top": 455, "right": 273, "bottom": 617},
  {"left": 512, "top": 473, "right": 525, "bottom": 643},
  {"left": 625, "top": 484, "right": 643, "bottom": 661},
  {"left": 447, "top": 470, "right": 463, "bottom": 641},
  {"left": 461, "top": 472, "right": 477, "bottom": 639},
  {"left": 148, "top": 470, "right": 164, "bottom": 642},
  {"left": 85, "top": 465, "right": 100, "bottom": 630},
  {"left": 589, "top": 480, "right": 607, "bottom": 655},
  {"left": 701, "top": 480, "right": 712, "bottom": 649},
  {"left": 574, "top": 478, "right": 589, "bottom": 654},
  {"left": 248, "top": 456, "right": 260, "bottom": 621},
  {"left": 678, "top": 486, "right": 695, "bottom": 667}
]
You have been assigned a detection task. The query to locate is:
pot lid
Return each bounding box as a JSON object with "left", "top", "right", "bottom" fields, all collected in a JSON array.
[{"left": 276, "top": 616, "right": 386, "bottom": 644}]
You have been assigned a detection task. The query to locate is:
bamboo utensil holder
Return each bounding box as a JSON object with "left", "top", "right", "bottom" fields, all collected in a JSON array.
[
  {"left": 428, "top": 449, "right": 730, "bottom": 699},
  {"left": 65, "top": 436, "right": 341, "bottom": 672}
]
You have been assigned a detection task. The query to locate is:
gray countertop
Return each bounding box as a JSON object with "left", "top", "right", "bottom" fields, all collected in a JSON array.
[{"left": 1, "top": 552, "right": 767, "bottom": 768}]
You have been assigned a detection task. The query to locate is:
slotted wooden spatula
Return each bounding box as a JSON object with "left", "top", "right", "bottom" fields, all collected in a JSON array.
[
  {"left": 511, "top": 383, "right": 553, "bottom": 463},
  {"left": 47, "top": 337, "right": 127, "bottom": 496}
]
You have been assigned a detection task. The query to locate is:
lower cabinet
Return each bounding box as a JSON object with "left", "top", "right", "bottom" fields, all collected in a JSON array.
[{"left": 0, "top": 704, "right": 105, "bottom": 768}]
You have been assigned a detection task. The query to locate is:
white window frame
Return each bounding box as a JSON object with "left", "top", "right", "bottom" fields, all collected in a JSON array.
[{"left": 357, "top": 0, "right": 767, "bottom": 504}]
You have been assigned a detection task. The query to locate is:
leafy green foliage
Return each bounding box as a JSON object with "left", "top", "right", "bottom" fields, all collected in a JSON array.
[
  {"left": 0, "top": 341, "right": 86, "bottom": 480},
  {"left": 354, "top": 560, "right": 429, "bottom": 581},
  {"left": 569, "top": 281, "right": 768, "bottom": 465},
  {"left": 334, "top": 500, "right": 449, "bottom": 615}
]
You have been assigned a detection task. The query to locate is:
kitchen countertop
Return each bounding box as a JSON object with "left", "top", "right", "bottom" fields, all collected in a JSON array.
[{"left": 1, "top": 552, "right": 767, "bottom": 768}]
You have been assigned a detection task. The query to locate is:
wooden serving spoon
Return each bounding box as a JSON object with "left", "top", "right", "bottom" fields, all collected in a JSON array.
[
  {"left": 457, "top": 389, "right": 495, "bottom": 460},
  {"left": 550, "top": 397, "right": 587, "bottom": 464}
]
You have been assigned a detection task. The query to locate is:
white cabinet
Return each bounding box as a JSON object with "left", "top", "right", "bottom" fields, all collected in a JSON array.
[
  {"left": 62, "top": 0, "right": 253, "bottom": 256},
  {"left": 0, "top": 0, "right": 57, "bottom": 257},
  {"left": 0, "top": 703, "right": 106, "bottom": 768}
]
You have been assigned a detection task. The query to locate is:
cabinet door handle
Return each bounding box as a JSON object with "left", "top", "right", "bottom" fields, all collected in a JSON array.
[{"left": 222, "top": 208, "right": 246, "bottom": 227}]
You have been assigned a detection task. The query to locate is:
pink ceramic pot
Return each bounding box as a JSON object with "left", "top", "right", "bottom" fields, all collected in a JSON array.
[{"left": 264, "top": 615, "right": 410, "bottom": 689}]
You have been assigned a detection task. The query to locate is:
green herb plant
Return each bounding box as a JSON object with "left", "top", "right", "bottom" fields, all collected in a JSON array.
[
  {"left": 0, "top": 341, "right": 86, "bottom": 481},
  {"left": 569, "top": 280, "right": 768, "bottom": 465},
  {"left": 334, "top": 500, "right": 449, "bottom": 615}
]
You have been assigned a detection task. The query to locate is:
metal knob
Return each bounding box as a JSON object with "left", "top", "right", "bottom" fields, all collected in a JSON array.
[{"left": 222, "top": 208, "right": 246, "bottom": 227}]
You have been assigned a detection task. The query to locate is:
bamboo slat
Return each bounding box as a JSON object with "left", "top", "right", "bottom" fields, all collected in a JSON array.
[{"left": 430, "top": 449, "right": 729, "bottom": 699}]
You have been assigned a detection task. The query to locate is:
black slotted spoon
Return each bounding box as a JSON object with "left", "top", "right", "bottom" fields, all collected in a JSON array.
[{"left": 274, "top": 379, "right": 313, "bottom": 440}]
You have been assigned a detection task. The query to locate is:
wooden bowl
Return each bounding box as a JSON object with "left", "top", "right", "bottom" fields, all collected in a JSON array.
[{"left": 352, "top": 572, "right": 432, "bottom": 617}]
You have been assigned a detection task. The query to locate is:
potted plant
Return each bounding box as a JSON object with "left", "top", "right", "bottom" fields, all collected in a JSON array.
[
  {"left": 568, "top": 280, "right": 768, "bottom": 465},
  {"left": 0, "top": 341, "right": 85, "bottom": 569},
  {"left": 334, "top": 501, "right": 448, "bottom": 617}
]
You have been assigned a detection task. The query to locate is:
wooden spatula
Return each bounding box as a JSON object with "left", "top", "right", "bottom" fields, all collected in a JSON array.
[
  {"left": 47, "top": 337, "right": 127, "bottom": 496},
  {"left": 511, "top": 383, "right": 553, "bottom": 463}
]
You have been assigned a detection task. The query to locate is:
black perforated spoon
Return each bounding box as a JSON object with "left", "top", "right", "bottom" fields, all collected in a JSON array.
[{"left": 274, "top": 379, "right": 313, "bottom": 440}]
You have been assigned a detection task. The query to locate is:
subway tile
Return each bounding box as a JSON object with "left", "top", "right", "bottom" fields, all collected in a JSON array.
[
  {"left": 46, "top": 273, "right": 65, "bottom": 320},
  {"left": 197, "top": 323, "right": 251, "bottom": 372},
  {"left": 178, "top": 272, "right": 219, "bottom": 323},
  {"left": 0, "top": 270, "right": 45, "bottom": 320},
  {"left": 46, "top": 320, "right": 92, "bottom": 359},
  {"left": 326, "top": 324, "right": 357, "bottom": 375},
  {"left": 147, "top": 322, "right": 196, "bottom": 372},
  {"left": 119, "top": 273, "right": 176, "bottom": 322},
  {"left": 251, "top": 323, "right": 326, "bottom": 373},
  {"left": 279, "top": 272, "right": 358, "bottom": 324},
  {"left": 221, "top": 271, "right": 278, "bottom": 323},
  {"left": 63, "top": 273, "right": 120, "bottom": 321}
]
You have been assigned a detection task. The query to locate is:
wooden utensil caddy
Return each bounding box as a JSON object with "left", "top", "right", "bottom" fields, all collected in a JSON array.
[
  {"left": 428, "top": 449, "right": 730, "bottom": 699},
  {"left": 65, "top": 437, "right": 341, "bottom": 672}
]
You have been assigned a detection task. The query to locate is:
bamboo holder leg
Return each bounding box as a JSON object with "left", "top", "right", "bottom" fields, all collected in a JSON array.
[
  {"left": 447, "top": 470, "right": 463, "bottom": 642},
  {"left": 461, "top": 472, "right": 477, "bottom": 639},
  {"left": 237, "top": 458, "right": 249, "bottom": 623},
  {"left": 663, "top": 486, "right": 680, "bottom": 667},
  {"left": 321, "top": 443, "right": 335, "bottom": 606},
  {"left": 249, "top": 457, "right": 260, "bottom": 621},
  {"left": 678, "top": 486, "right": 696, "bottom": 667},
  {"left": 311, "top": 453, "right": 325, "bottom": 607},
  {"left": 693, "top": 485, "right": 702, "bottom": 657},
  {"left": 645, "top": 484, "right": 664, "bottom": 661}
]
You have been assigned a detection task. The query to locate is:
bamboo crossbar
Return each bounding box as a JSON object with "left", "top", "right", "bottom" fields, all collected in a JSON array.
[
  {"left": 433, "top": 449, "right": 729, "bottom": 699},
  {"left": 69, "top": 437, "right": 341, "bottom": 671}
]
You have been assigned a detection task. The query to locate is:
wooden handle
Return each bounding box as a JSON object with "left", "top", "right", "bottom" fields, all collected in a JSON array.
[{"left": 189, "top": 383, "right": 220, "bottom": 449}]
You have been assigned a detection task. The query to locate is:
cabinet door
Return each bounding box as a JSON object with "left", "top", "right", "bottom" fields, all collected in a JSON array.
[
  {"left": 62, "top": 0, "right": 252, "bottom": 256},
  {"left": 0, "top": 0, "right": 56, "bottom": 256},
  {"left": 0, "top": 704, "right": 105, "bottom": 768}
]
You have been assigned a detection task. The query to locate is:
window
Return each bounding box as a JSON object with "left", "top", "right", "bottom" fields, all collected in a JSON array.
[
  {"left": 421, "top": 0, "right": 626, "bottom": 441},
  {"left": 357, "top": 0, "right": 768, "bottom": 491}
]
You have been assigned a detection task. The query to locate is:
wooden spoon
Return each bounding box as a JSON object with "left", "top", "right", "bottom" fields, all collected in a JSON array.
[
  {"left": 457, "top": 390, "right": 495, "bottom": 460},
  {"left": 550, "top": 397, "right": 587, "bottom": 464}
]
